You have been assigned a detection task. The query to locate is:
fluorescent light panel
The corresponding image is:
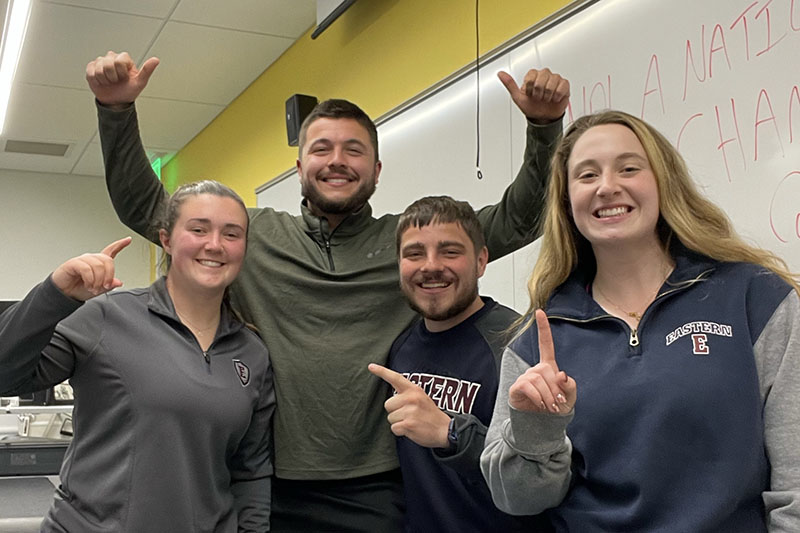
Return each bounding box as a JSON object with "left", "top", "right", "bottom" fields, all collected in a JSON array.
[{"left": 0, "top": 0, "right": 31, "bottom": 134}]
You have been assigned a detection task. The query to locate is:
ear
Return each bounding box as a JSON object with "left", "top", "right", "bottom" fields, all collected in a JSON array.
[
  {"left": 476, "top": 246, "right": 489, "bottom": 278},
  {"left": 373, "top": 160, "right": 382, "bottom": 185},
  {"left": 159, "top": 229, "right": 172, "bottom": 255},
  {"left": 296, "top": 158, "right": 303, "bottom": 178}
]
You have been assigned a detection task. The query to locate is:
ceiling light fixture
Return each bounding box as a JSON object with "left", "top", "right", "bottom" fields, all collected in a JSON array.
[{"left": 0, "top": 0, "right": 32, "bottom": 134}]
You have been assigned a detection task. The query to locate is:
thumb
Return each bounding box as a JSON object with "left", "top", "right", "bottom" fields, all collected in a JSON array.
[
  {"left": 497, "top": 71, "right": 520, "bottom": 98},
  {"left": 137, "top": 57, "right": 160, "bottom": 84}
]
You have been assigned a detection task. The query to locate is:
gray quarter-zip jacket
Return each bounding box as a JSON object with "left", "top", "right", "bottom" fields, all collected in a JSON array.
[{"left": 0, "top": 276, "right": 275, "bottom": 532}]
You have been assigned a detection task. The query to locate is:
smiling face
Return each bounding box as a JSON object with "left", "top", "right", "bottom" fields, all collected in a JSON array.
[
  {"left": 159, "top": 193, "right": 248, "bottom": 296},
  {"left": 297, "top": 117, "right": 382, "bottom": 218},
  {"left": 398, "top": 222, "right": 488, "bottom": 332},
  {"left": 567, "top": 124, "right": 661, "bottom": 252}
]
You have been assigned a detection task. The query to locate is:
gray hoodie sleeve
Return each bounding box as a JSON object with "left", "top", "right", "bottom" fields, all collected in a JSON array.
[
  {"left": 755, "top": 292, "right": 800, "bottom": 532},
  {"left": 480, "top": 346, "right": 573, "bottom": 515}
]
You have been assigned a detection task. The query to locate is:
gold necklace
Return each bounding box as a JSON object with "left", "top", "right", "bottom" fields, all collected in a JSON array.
[
  {"left": 175, "top": 310, "right": 218, "bottom": 337},
  {"left": 594, "top": 267, "right": 673, "bottom": 323}
]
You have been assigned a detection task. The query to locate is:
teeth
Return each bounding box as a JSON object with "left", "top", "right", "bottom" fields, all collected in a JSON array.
[
  {"left": 597, "top": 206, "right": 628, "bottom": 218},
  {"left": 324, "top": 178, "right": 350, "bottom": 184},
  {"left": 421, "top": 282, "right": 448, "bottom": 288},
  {"left": 198, "top": 260, "right": 222, "bottom": 267}
]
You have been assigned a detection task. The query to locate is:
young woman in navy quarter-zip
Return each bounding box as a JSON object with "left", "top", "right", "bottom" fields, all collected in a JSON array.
[
  {"left": 0, "top": 181, "right": 275, "bottom": 533},
  {"left": 481, "top": 111, "right": 800, "bottom": 532}
]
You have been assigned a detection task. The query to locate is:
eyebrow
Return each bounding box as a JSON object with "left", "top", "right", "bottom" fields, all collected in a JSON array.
[
  {"left": 309, "top": 138, "right": 368, "bottom": 148},
  {"left": 570, "top": 152, "right": 649, "bottom": 174},
  {"left": 186, "top": 218, "right": 246, "bottom": 231},
  {"left": 401, "top": 240, "right": 467, "bottom": 252}
]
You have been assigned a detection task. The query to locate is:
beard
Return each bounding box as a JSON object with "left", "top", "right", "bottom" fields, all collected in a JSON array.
[
  {"left": 301, "top": 176, "right": 377, "bottom": 215},
  {"left": 403, "top": 278, "right": 480, "bottom": 322}
]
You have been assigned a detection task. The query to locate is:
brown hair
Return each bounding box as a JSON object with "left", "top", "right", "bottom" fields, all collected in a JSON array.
[
  {"left": 298, "top": 99, "right": 379, "bottom": 161},
  {"left": 519, "top": 110, "right": 799, "bottom": 331},
  {"left": 396, "top": 196, "right": 486, "bottom": 256}
]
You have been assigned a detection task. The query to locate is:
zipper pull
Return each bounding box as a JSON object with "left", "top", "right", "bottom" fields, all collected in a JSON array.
[
  {"left": 203, "top": 351, "right": 210, "bottom": 364},
  {"left": 629, "top": 328, "right": 640, "bottom": 347}
]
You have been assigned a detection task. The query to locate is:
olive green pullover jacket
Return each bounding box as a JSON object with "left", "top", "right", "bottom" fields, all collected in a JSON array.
[{"left": 97, "top": 102, "right": 561, "bottom": 480}]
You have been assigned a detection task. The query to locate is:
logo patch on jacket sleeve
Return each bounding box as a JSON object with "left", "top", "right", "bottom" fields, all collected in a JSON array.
[{"left": 232, "top": 359, "right": 250, "bottom": 387}]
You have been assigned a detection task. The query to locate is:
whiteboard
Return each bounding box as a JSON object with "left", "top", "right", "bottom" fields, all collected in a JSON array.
[{"left": 258, "top": 0, "right": 800, "bottom": 313}]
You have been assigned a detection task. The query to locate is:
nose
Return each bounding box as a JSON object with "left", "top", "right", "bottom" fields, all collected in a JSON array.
[
  {"left": 420, "top": 252, "right": 444, "bottom": 272},
  {"left": 596, "top": 169, "right": 620, "bottom": 197},
  {"left": 328, "top": 146, "right": 347, "bottom": 168},
  {"left": 204, "top": 231, "right": 223, "bottom": 251}
]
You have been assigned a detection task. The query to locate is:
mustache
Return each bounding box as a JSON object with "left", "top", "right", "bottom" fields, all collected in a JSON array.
[
  {"left": 319, "top": 166, "right": 357, "bottom": 180},
  {"left": 415, "top": 274, "right": 453, "bottom": 284}
]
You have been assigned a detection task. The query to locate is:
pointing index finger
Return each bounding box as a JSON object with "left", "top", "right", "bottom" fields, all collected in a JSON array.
[
  {"left": 535, "top": 309, "right": 558, "bottom": 370},
  {"left": 368, "top": 363, "right": 413, "bottom": 392},
  {"left": 102, "top": 236, "right": 132, "bottom": 258}
]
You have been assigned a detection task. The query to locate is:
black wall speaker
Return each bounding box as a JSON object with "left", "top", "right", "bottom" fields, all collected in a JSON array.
[{"left": 286, "top": 94, "right": 319, "bottom": 147}]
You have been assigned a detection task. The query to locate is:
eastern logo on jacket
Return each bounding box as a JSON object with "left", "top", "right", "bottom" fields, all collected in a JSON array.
[
  {"left": 665, "top": 320, "right": 733, "bottom": 355},
  {"left": 232, "top": 359, "right": 250, "bottom": 387},
  {"left": 402, "top": 372, "right": 481, "bottom": 414}
]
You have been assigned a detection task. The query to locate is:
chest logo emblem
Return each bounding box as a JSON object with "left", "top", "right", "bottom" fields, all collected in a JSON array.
[
  {"left": 233, "top": 359, "right": 250, "bottom": 387},
  {"left": 665, "top": 320, "right": 733, "bottom": 352},
  {"left": 691, "top": 333, "right": 710, "bottom": 355}
]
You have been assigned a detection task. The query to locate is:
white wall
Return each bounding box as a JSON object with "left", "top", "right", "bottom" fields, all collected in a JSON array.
[
  {"left": 0, "top": 169, "right": 152, "bottom": 300},
  {"left": 258, "top": 0, "right": 800, "bottom": 314}
]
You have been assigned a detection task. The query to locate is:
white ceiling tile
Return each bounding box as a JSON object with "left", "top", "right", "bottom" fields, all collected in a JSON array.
[
  {"left": 134, "top": 96, "right": 226, "bottom": 149},
  {"left": 41, "top": 0, "right": 178, "bottom": 18},
  {"left": 3, "top": 84, "right": 97, "bottom": 143},
  {"left": 71, "top": 141, "right": 105, "bottom": 177},
  {"left": 0, "top": 149, "right": 81, "bottom": 174},
  {"left": 15, "top": 2, "right": 163, "bottom": 89},
  {"left": 172, "top": 0, "right": 316, "bottom": 37},
  {"left": 143, "top": 21, "right": 293, "bottom": 104},
  {"left": 0, "top": 0, "right": 310, "bottom": 178}
]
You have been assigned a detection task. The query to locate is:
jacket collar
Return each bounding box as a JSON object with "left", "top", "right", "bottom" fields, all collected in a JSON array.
[
  {"left": 146, "top": 276, "right": 243, "bottom": 339},
  {"left": 300, "top": 200, "right": 375, "bottom": 241},
  {"left": 547, "top": 242, "right": 716, "bottom": 320}
]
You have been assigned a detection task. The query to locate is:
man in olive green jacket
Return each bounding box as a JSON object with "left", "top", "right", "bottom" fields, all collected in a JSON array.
[{"left": 86, "top": 50, "right": 569, "bottom": 532}]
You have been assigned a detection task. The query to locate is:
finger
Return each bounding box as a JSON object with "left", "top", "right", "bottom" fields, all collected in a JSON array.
[
  {"left": 535, "top": 309, "right": 558, "bottom": 369},
  {"left": 101, "top": 236, "right": 132, "bottom": 259},
  {"left": 85, "top": 59, "right": 98, "bottom": 84},
  {"left": 368, "top": 363, "right": 412, "bottom": 392},
  {"left": 113, "top": 57, "right": 130, "bottom": 83},
  {"left": 87, "top": 57, "right": 111, "bottom": 87},
  {"left": 72, "top": 257, "right": 101, "bottom": 294},
  {"left": 522, "top": 68, "right": 549, "bottom": 98},
  {"left": 137, "top": 57, "right": 160, "bottom": 84},
  {"left": 530, "top": 368, "right": 563, "bottom": 413},
  {"left": 554, "top": 77, "right": 571, "bottom": 102},
  {"left": 541, "top": 74, "right": 563, "bottom": 103},
  {"left": 496, "top": 70, "right": 520, "bottom": 98},
  {"left": 511, "top": 380, "right": 546, "bottom": 412}
]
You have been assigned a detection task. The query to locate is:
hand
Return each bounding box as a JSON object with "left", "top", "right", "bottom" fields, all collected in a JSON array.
[
  {"left": 85, "top": 51, "right": 160, "bottom": 107},
  {"left": 51, "top": 237, "right": 132, "bottom": 301},
  {"left": 509, "top": 309, "right": 576, "bottom": 414},
  {"left": 368, "top": 363, "right": 452, "bottom": 449},
  {"left": 498, "top": 68, "right": 570, "bottom": 124}
]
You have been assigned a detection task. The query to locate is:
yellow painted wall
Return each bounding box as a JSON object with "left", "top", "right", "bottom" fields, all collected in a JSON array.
[{"left": 162, "top": 0, "right": 572, "bottom": 203}]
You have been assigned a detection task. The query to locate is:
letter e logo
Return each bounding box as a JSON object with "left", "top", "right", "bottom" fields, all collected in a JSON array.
[
  {"left": 692, "top": 334, "right": 709, "bottom": 355},
  {"left": 233, "top": 359, "right": 250, "bottom": 387}
]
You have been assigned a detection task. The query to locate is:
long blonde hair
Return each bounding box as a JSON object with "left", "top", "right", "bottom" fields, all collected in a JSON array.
[{"left": 520, "top": 110, "right": 798, "bottom": 331}]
